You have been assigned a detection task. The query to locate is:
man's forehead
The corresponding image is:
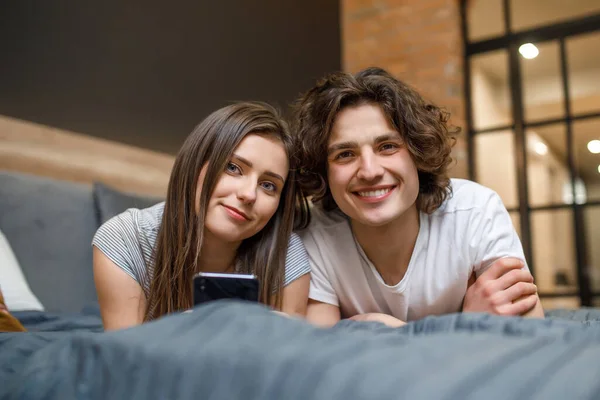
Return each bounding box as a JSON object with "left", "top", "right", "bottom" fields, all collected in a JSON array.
[
  {"left": 329, "top": 104, "right": 398, "bottom": 141},
  {"left": 327, "top": 125, "right": 402, "bottom": 146}
]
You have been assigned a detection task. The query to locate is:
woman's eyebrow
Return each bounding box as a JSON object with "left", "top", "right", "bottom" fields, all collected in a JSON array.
[
  {"left": 232, "top": 154, "right": 252, "bottom": 167},
  {"left": 232, "top": 154, "right": 284, "bottom": 183},
  {"left": 264, "top": 171, "right": 284, "bottom": 183}
]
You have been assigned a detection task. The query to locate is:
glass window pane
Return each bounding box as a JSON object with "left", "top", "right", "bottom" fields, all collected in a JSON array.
[
  {"left": 583, "top": 206, "right": 600, "bottom": 293},
  {"left": 526, "top": 124, "right": 571, "bottom": 206},
  {"left": 467, "top": 0, "right": 505, "bottom": 42},
  {"left": 509, "top": 211, "right": 521, "bottom": 239},
  {"left": 567, "top": 32, "right": 600, "bottom": 116},
  {"left": 531, "top": 209, "right": 577, "bottom": 294},
  {"left": 511, "top": 0, "right": 600, "bottom": 32},
  {"left": 520, "top": 41, "right": 565, "bottom": 122},
  {"left": 470, "top": 50, "right": 512, "bottom": 130},
  {"left": 474, "top": 131, "right": 518, "bottom": 208},
  {"left": 573, "top": 118, "right": 600, "bottom": 202},
  {"left": 540, "top": 297, "right": 580, "bottom": 310}
]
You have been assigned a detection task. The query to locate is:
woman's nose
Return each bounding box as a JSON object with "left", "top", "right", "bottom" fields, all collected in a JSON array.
[{"left": 236, "top": 178, "right": 257, "bottom": 204}]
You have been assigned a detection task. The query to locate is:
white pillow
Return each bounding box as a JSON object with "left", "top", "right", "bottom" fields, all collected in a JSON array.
[{"left": 0, "top": 229, "right": 45, "bottom": 311}]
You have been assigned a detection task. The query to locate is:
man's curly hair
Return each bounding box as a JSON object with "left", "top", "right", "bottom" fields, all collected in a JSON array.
[{"left": 292, "top": 67, "right": 458, "bottom": 214}]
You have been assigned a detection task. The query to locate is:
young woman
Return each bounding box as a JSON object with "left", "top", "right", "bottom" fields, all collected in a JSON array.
[{"left": 92, "top": 102, "right": 311, "bottom": 331}]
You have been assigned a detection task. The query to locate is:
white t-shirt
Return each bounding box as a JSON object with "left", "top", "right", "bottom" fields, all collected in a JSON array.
[{"left": 297, "top": 179, "right": 527, "bottom": 322}]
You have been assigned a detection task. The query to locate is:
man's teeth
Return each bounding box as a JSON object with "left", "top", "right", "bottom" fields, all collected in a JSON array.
[{"left": 357, "top": 188, "right": 392, "bottom": 197}]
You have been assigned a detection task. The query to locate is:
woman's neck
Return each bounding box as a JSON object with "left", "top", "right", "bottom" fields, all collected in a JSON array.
[{"left": 197, "top": 230, "right": 240, "bottom": 273}]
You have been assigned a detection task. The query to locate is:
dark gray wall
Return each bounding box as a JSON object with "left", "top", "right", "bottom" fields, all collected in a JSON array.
[{"left": 0, "top": 1, "right": 340, "bottom": 154}]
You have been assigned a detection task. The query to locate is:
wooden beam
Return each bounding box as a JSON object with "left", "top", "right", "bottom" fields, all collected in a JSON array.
[{"left": 0, "top": 115, "right": 174, "bottom": 197}]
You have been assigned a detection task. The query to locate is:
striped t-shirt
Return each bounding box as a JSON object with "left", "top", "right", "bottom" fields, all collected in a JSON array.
[{"left": 92, "top": 202, "right": 311, "bottom": 298}]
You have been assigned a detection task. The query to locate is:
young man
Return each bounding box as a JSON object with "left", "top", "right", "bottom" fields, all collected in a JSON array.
[{"left": 293, "top": 67, "right": 544, "bottom": 327}]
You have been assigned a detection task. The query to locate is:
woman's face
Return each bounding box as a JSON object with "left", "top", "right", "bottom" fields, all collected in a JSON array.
[{"left": 198, "top": 133, "right": 289, "bottom": 244}]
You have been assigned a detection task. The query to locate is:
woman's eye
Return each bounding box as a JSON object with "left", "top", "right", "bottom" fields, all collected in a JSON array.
[
  {"left": 226, "top": 162, "right": 241, "bottom": 174},
  {"left": 261, "top": 182, "right": 277, "bottom": 192}
]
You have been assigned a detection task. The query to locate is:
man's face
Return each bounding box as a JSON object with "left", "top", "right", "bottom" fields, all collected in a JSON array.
[{"left": 326, "top": 103, "right": 420, "bottom": 227}]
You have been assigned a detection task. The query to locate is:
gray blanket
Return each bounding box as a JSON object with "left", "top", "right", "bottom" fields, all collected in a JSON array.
[{"left": 3, "top": 301, "right": 600, "bottom": 400}]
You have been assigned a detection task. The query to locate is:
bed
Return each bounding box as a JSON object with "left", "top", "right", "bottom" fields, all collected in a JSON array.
[{"left": 2, "top": 301, "right": 600, "bottom": 400}]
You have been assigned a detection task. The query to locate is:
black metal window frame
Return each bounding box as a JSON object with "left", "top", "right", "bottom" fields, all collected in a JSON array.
[{"left": 460, "top": 0, "right": 600, "bottom": 306}]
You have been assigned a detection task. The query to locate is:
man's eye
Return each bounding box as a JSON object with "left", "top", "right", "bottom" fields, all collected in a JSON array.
[
  {"left": 380, "top": 143, "right": 399, "bottom": 151},
  {"left": 335, "top": 151, "right": 353, "bottom": 160}
]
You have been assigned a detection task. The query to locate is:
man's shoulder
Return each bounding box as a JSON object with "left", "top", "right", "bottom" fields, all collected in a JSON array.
[
  {"left": 296, "top": 203, "right": 362, "bottom": 275},
  {"left": 436, "top": 179, "right": 501, "bottom": 215},
  {"left": 296, "top": 203, "right": 353, "bottom": 247},
  {"left": 302, "top": 203, "right": 350, "bottom": 231}
]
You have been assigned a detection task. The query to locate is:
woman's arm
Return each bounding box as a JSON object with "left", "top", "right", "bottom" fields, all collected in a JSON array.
[
  {"left": 93, "top": 246, "right": 147, "bottom": 331},
  {"left": 280, "top": 273, "right": 310, "bottom": 317}
]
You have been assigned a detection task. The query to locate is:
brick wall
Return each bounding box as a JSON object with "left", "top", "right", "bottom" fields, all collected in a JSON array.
[{"left": 341, "top": 0, "right": 468, "bottom": 178}]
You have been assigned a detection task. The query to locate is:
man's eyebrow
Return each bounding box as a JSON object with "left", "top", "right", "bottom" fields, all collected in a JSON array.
[
  {"left": 374, "top": 133, "right": 402, "bottom": 144},
  {"left": 327, "top": 132, "right": 402, "bottom": 156},
  {"left": 232, "top": 154, "right": 284, "bottom": 183},
  {"left": 327, "top": 141, "right": 358, "bottom": 156}
]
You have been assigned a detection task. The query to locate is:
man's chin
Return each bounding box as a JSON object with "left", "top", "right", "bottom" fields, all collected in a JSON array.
[{"left": 351, "top": 212, "right": 397, "bottom": 228}]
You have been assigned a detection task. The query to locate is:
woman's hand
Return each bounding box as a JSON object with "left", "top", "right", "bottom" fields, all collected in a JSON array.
[{"left": 349, "top": 313, "right": 406, "bottom": 328}]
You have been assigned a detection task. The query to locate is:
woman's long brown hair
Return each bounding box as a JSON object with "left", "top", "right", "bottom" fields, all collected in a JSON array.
[{"left": 144, "top": 102, "right": 306, "bottom": 321}]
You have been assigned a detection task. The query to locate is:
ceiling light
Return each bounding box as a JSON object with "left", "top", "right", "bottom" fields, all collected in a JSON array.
[
  {"left": 588, "top": 140, "right": 600, "bottom": 154},
  {"left": 519, "top": 43, "right": 539, "bottom": 59},
  {"left": 534, "top": 141, "right": 548, "bottom": 155}
]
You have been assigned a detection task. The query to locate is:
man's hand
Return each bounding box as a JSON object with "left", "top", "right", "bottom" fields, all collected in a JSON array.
[
  {"left": 463, "top": 258, "right": 538, "bottom": 316},
  {"left": 349, "top": 313, "right": 406, "bottom": 328}
]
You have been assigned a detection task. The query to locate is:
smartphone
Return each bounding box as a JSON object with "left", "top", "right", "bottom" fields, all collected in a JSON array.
[{"left": 193, "top": 272, "right": 260, "bottom": 306}]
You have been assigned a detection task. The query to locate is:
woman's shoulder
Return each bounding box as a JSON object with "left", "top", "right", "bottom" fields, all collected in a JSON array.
[
  {"left": 287, "top": 231, "right": 303, "bottom": 248},
  {"left": 285, "top": 232, "right": 309, "bottom": 259},
  {"left": 283, "top": 232, "right": 310, "bottom": 279},
  {"left": 136, "top": 202, "right": 166, "bottom": 232},
  {"left": 93, "top": 201, "right": 165, "bottom": 245}
]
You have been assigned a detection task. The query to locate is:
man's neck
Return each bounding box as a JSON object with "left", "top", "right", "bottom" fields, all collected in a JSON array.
[
  {"left": 197, "top": 230, "right": 240, "bottom": 273},
  {"left": 350, "top": 204, "right": 420, "bottom": 286}
]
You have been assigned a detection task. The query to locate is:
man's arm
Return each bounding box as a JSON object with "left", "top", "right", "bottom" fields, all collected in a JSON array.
[
  {"left": 349, "top": 313, "right": 406, "bottom": 327},
  {"left": 521, "top": 294, "right": 545, "bottom": 318},
  {"left": 306, "top": 299, "right": 341, "bottom": 327},
  {"left": 463, "top": 257, "right": 544, "bottom": 318},
  {"left": 465, "top": 189, "right": 544, "bottom": 319},
  {"left": 306, "top": 299, "right": 406, "bottom": 328}
]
